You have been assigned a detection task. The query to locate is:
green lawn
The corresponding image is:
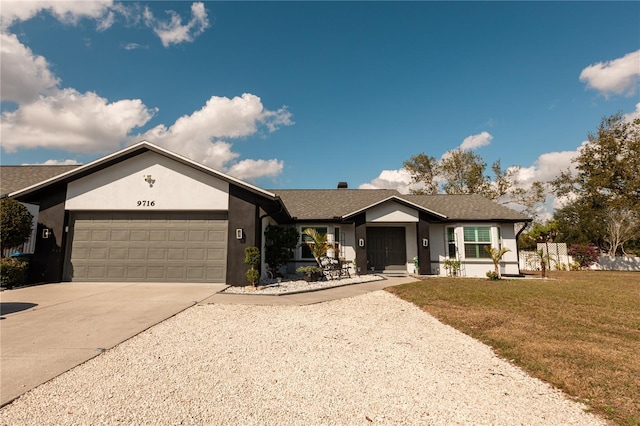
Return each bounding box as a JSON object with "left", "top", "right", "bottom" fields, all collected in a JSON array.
[{"left": 386, "top": 271, "right": 640, "bottom": 425}]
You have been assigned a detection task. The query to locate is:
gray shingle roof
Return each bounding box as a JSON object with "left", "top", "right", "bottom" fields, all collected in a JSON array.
[
  {"left": 1, "top": 163, "right": 530, "bottom": 222},
  {"left": 1, "top": 165, "right": 81, "bottom": 196},
  {"left": 272, "top": 189, "right": 401, "bottom": 220},
  {"left": 272, "top": 189, "right": 530, "bottom": 222},
  {"left": 404, "top": 194, "right": 530, "bottom": 221}
]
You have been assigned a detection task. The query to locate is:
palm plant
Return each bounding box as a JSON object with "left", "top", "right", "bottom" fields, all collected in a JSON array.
[
  {"left": 301, "top": 228, "right": 330, "bottom": 266},
  {"left": 484, "top": 246, "right": 511, "bottom": 277}
]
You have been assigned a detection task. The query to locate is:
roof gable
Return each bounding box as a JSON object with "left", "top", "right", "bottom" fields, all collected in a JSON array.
[{"left": 6, "top": 141, "right": 278, "bottom": 201}]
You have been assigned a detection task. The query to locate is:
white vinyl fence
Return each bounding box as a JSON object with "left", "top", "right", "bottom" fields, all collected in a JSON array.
[{"left": 520, "top": 243, "right": 640, "bottom": 271}]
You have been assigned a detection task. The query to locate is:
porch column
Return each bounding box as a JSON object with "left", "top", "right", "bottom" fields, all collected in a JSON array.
[
  {"left": 417, "top": 212, "right": 432, "bottom": 275},
  {"left": 354, "top": 213, "right": 368, "bottom": 274}
]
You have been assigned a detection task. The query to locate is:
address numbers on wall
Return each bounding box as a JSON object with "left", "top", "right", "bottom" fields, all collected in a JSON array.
[{"left": 137, "top": 200, "right": 156, "bottom": 207}]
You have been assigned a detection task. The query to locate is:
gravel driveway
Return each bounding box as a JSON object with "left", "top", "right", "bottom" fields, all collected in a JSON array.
[{"left": 0, "top": 291, "right": 604, "bottom": 425}]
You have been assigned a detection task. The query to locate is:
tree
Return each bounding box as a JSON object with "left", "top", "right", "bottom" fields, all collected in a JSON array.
[
  {"left": 484, "top": 160, "right": 546, "bottom": 217},
  {"left": 603, "top": 207, "right": 639, "bottom": 256},
  {"left": 301, "top": 228, "right": 330, "bottom": 266},
  {"left": 0, "top": 198, "right": 34, "bottom": 255},
  {"left": 403, "top": 153, "right": 439, "bottom": 194},
  {"left": 552, "top": 113, "right": 640, "bottom": 252},
  {"left": 518, "top": 221, "right": 559, "bottom": 251},
  {"left": 264, "top": 224, "right": 299, "bottom": 276},
  {"left": 483, "top": 246, "right": 511, "bottom": 277},
  {"left": 404, "top": 150, "right": 545, "bottom": 216},
  {"left": 553, "top": 197, "right": 606, "bottom": 247},
  {"left": 439, "top": 149, "right": 488, "bottom": 195}
]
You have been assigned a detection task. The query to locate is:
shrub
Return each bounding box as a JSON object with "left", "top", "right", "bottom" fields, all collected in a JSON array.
[
  {"left": 245, "top": 269, "right": 260, "bottom": 286},
  {"left": 1, "top": 198, "right": 34, "bottom": 253},
  {"left": 244, "top": 246, "right": 260, "bottom": 286},
  {"left": 296, "top": 265, "right": 322, "bottom": 274},
  {"left": 568, "top": 244, "right": 600, "bottom": 269},
  {"left": 486, "top": 270, "right": 500, "bottom": 280},
  {"left": 264, "top": 225, "right": 299, "bottom": 276},
  {"left": 0, "top": 257, "right": 28, "bottom": 289},
  {"left": 443, "top": 259, "right": 461, "bottom": 276},
  {"left": 297, "top": 265, "right": 322, "bottom": 282}
]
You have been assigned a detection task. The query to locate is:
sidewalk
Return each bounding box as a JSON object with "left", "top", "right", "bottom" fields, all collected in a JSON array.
[{"left": 200, "top": 275, "right": 417, "bottom": 306}]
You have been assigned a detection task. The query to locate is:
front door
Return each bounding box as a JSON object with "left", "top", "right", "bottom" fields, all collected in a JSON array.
[{"left": 366, "top": 227, "right": 406, "bottom": 271}]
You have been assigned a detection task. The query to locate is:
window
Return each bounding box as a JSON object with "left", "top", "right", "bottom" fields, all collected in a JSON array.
[
  {"left": 300, "top": 227, "right": 327, "bottom": 259},
  {"left": 334, "top": 227, "right": 341, "bottom": 258},
  {"left": 463, "top": 226, "right": 491, "bottom": 259},
  {"left": 447, "top": 227, "right": 457, "bottom": 258}
]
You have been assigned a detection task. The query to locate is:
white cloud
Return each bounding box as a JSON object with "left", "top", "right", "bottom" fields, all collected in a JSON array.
[
  {"left": 22, "top": 159, "right": 81, "bottom": 166},
  {"left": 227, "top": 159, "right": 284, "bottom": 180},
  {"left": 144, "top": 2, "right": 209, "bottom": 47},
  {"left": 459, "top": 131, "right": 493, "bottom": 151},
  {"left": 514, "top": 149, "right": 580, "bottom": 185},
  {"left": 624, "top": 102, "right": 640, "bottom": 122},
  {"left": 133, "top": 93, "right": 293, "bottom": 172},
  {"left": 0, "top": 1, "right": 113, "bottom": 30},
  {"left": 358, "top": 169, "right": 413, "bottom": 194},
  {"left": 1, "top": 88, "right": 156, "bottom": 153},
  {"left": 122, "top": 42, "right": 147, "bottom": 51},
  {"left": 1, "top": 2, "right": 289, "bottom": 182},
  {"left": 579, "top": 50, "right": 640, "bottom": 98},
  {"left": 0, "top": 32, "right": 59, "bottom": 103}
]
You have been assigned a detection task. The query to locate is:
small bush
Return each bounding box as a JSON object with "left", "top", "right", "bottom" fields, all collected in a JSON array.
[
  {"left": 297, "top": 265, "right": 322, "bottom": 274},
  {"left": 244, "top": 246, "right": 261, "bottom": 285},
  {"left": 486, "top": 270, "right": 500, "bottom": 280},
  {"left": 245, "top": 269, "right": 260, "bottom": 286},
  {"left": 568, "top": 244, "right": 599, "bottom": 269},
  {"left": 0, "top": 257, "right": 27, "bottom": 289}
]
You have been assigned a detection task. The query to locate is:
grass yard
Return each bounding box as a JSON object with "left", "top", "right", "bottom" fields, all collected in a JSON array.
[{"left": 386, "top": 271, "right": 640, "bottom": 425}]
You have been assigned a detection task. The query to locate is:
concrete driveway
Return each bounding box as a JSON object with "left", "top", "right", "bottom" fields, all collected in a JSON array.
[{"left": 0, "top": 282, "right": 226, "bottom": 406}]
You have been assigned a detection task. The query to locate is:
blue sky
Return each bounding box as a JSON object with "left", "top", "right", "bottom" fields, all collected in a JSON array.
[{"left": 1, "top": 1, "right": 639, "bottom": 216}]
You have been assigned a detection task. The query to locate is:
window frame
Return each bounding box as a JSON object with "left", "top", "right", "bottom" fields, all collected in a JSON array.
[{"left": 463, "top": 226, "right": 492, "bottom": 259}]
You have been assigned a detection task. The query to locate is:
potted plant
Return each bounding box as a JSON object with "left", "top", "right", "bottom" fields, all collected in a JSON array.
[
  {"left": 297, "top": 265, "right": 322, "bottom": 282},
  {"left": 244, "top": 246, "right": 261, "bottom": 286}
]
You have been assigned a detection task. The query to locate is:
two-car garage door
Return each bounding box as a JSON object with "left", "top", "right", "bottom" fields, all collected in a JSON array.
[{"left": 66, "top": 212, "right": 227, "bottom": 282}]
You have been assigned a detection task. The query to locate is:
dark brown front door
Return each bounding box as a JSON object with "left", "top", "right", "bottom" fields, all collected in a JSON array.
[{"left": 366, "top": 227, "right": 406, "bottom": 271}]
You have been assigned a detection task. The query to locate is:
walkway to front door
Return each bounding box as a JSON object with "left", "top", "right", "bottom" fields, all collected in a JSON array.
[{"left": 366, "top": 227, "right": 406, "bottom": 271}]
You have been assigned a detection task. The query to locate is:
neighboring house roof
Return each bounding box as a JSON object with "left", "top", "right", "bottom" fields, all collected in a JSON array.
[
  {"left": 0, "top": 165, "right": 81, "bottom": 196},
  {"left": 272, "top": 189, "right": 530, "bottom": 222}
]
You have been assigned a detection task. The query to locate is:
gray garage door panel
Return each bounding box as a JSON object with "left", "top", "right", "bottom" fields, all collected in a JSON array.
[{"left": 67, "top": 212, "right": 227, "bottom": 282}]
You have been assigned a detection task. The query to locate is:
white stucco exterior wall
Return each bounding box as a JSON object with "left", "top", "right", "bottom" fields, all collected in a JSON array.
[
  {"left": 432, "top": 223, "right": 521, "bottom": 277},
  {"left": 367, "top": 202, "right": 419, "bottom": 223},
  {"left": 65, "top": 152, "right": 229, "bottom": 210}
]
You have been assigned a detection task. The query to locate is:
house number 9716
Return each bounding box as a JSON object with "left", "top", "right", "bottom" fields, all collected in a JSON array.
[{"left": 137, "top": 200, "right": 155, "bottom": 207}]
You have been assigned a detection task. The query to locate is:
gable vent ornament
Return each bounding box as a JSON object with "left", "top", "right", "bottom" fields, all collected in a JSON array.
[{"left": 144, "top": 175, "right": 155, "bottom": 187}]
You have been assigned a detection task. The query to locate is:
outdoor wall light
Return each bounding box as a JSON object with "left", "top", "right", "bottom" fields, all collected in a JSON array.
[
  {"left": 422, "top": 238, "right": 429, "bottom": 247},
  {"left": 358, "top": 238, "right": 365, "bottom": 247},
  {"left": 42, "top": 228, "right": 51, "bottom": 239},
  {"left": 236, "top": 229, "right": 243, "bottom": 240}
]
